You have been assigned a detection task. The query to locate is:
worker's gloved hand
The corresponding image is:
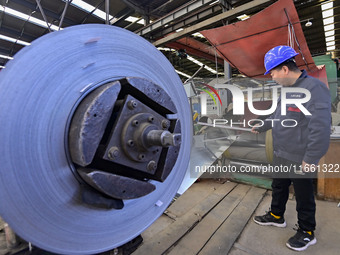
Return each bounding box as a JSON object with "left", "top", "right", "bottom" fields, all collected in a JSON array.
[{"left": 251, "top": 124, "right": 261, "bottom": 134}]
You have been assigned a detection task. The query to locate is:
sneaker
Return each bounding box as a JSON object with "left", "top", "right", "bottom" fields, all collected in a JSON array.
[
  {"left": 253, "top": 211, "right": 286, "bottom": 227},
  {"left": 286, "top": 227, "right": 317, "bottom": 251}
]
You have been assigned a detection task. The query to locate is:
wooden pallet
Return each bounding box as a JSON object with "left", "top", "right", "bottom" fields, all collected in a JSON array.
[{"left": 133, "top": 180, "right": 266, "bottom": 255}]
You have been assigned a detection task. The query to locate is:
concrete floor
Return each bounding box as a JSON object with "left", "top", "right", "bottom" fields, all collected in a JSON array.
[{"left": 230, "top": 191, "right": 340, "bottom": 255}]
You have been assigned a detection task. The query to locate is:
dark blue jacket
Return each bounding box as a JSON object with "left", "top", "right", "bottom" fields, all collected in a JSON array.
[{"left": 259, "top": 70, "right": 331, "bottom": 165}]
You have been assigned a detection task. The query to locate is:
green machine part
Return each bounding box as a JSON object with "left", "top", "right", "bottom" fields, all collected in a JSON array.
[{"left": 313, "top": 55, "right": 338, "bottom": 103}]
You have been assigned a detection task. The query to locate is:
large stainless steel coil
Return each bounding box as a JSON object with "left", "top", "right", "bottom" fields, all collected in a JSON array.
[{"left": 0, "top": 24, "right": 191, "bottom": 254}]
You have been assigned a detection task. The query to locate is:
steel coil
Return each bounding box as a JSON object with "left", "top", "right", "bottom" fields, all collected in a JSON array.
[{"left": 0, "top": 24, "right": 191, "bottom": 254}]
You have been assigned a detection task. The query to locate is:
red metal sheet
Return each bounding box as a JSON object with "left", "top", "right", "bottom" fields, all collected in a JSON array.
[
  {"left": 308, "top": 65, "right": 329, "bottom": 88},
  {"left": 200, "top": 0, "right": 317, "bottom": 78}
]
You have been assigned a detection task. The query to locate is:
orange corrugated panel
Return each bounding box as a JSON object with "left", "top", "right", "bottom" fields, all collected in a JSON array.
[{"left": 201, "top": 0, "right": 317, "bottom": 78}]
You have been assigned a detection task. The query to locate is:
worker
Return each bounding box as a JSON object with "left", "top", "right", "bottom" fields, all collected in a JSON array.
[{"left": 251, "top": 45, "right": 331, "bottom": 251}]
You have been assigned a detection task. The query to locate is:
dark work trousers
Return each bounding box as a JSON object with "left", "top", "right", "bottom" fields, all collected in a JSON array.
[{"left": 270, "top": 155, "right": 316, "bottom": 231}]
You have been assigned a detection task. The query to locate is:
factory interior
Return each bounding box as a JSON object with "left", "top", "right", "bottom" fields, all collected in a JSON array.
[{"left": 0, "top": 0, "right": 340, "bottom": 254}]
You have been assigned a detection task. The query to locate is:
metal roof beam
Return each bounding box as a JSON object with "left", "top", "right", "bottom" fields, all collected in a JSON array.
[
  {"left": 308, "top": 37, "right": 340, "bottom": 47},
  {"left": 153, "top": 0, "right": 273, "bottom": 47},
  {"left": 80, "top": 0, "right": 105, "bottom": 24},
  {"left": 110, "top": 8, "right": 134, "bottom": 25},
  {"left": 295, "top": 0, "right": 335, "bottom": 10},
  {"left": 150, "top": 4, "right": 222, "bottom": 39},
  {"left": 0, "top": 26, "right": 36, "bottom": 42},
  {"left": 0, "top": 48, "right": 12, "bottom": 57},
  {"left": 149, "top": 0, "right": 177, "bottom": 16},
  {"left": 10, "top": 0, "right": 77, "bottom": 26},
  {"left": 135, "top": 0, "right": 219, "bottom": 37},
  {"left": 165, "top": 41, "right": 224, "bottom": 65},
  {"left": 121, "top": 0, "right": 148, "bottom": 16}
]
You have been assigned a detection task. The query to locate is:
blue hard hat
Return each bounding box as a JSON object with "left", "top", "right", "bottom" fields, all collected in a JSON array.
[{"left": 264, "top": 45, "right": 299, "bottom": 75}]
